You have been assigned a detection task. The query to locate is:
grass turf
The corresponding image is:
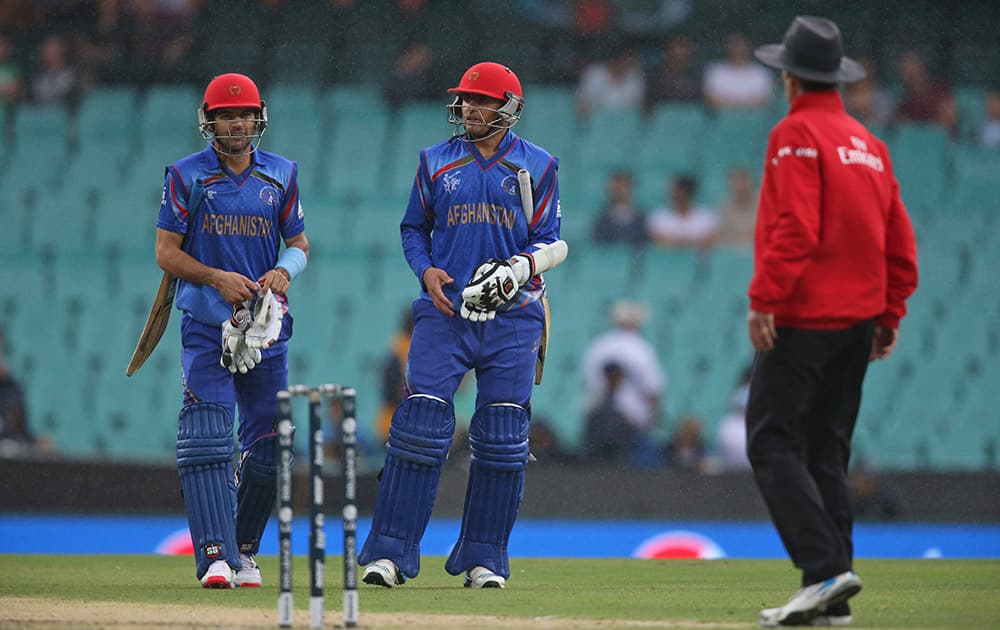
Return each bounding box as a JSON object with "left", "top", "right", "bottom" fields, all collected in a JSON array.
[{"left": 1, "top": 555, "right": 998, "bottom": 628}]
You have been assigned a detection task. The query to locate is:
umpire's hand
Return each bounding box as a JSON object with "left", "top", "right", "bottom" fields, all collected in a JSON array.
[{"left": 748, "top": 309, "right": 777, "bottom": 351}]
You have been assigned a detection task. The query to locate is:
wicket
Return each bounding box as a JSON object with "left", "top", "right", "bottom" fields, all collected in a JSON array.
[{"left": 277, "top": 384, "right": 359, "bottom": 629}]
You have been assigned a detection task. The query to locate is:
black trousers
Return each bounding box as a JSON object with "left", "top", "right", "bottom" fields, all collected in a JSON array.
[{"left": 746, "top": 320, "right": 875, "bottom": 586}]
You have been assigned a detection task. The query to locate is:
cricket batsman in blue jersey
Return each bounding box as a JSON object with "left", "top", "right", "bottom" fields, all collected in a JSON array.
[
  {"left": 358, "top": 62, "right": 568, "bottom": 589},
  {"left": 154, "top": 73, "right": 309, "bottom": 588}
]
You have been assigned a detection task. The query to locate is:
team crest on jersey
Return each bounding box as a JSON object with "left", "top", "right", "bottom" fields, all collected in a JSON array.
[
  {"left": 443, "top": 171, "right": 462, "bottom": 194},
  {"left": 501, "top": 175, "right": 519, "bottom": 197},
  {"left": 259, "top": 186, "right": 279, "bottom": 206},
  {"left": 205, "top": 189, "right": 216, "bottom": 200}
]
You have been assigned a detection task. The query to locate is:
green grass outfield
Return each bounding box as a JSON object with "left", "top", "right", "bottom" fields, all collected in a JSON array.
[{"left": 2, "top": 556, "right": 999, "bottom": 628}]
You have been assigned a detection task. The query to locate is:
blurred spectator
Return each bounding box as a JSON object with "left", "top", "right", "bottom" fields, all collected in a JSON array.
[
  {"left": 576, "top": 47, "right": 646, "bottom": 120},
  {"left": 582, "top": 361, "right": 636, "bottom": 464},
  {"left": 648, "top": 174, "right": 719, "bottom": 249},
  {"left": 664, "top": 415, "right": 708, "bottom": 472},
  {"left": 844, "top": 56, "right": 893, "bottom": 129},
  {"left": 646, "top": 35, "right": 700, "bottom": 108},
  {"left": 976, "top": 91, "right": 1000, "bottom": 148},
  {"left": 30, "top": 34, "right": 80, "bottom": 107},
  {"left": 529, "top": 415, "right": 574, "bottom": 464},
  {"left": 384, "top": 40, "right": 434, "bottom": 108},
  {"left": 591, "top": 170, "right": 649, "bottom": 246},
  {"left": 716, "top": 167, "right": 758, "bottom": 246},
  {"left": 582, "top": 300, "right": 665, "bottom": 468},
  {"left": 0, "top": 327, "right": 52, "bottom": 458},
  {"left": 849, "top": 463, "right": 902, "bottom": 521},
  {"left": 715, "top": 365, "right": 752, "bottom": 472},
  {"left": 0, "top": 34, "right": 23, "bottom": 121},
  {"left": 702, "top": 33, "right": 772, "bottom": 110},
  {"left": 121, "top": 0, "right": 198, "bottom": 84},
  {"left": 375, "top": 308, "right": 414, "bottom": 442},
  {"left": 893, "top": 50, "right": 957, "bottom": 135}
]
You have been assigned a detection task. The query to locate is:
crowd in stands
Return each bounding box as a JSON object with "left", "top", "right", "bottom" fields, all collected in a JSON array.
[{"left": 0, "top": 2, "right": 994, "bottom": 483}]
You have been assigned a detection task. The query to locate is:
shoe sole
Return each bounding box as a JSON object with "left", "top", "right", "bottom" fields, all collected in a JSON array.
[
  {"left": 237, "top": 582, "right": 261, "bottom": 588},
  {"left": 779, "top": 583, "right": 861, "bottom": 627},
  {"left": 201, "top": 577, "right": 234, "bottom": 589},
  {"left": 362, "top": 570, "right": 397, "bottom": 588}
]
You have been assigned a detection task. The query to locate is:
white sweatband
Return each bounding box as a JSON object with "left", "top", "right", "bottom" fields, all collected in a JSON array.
[{"left": 275, "top": 246, "right": 307, "bottom": 279}]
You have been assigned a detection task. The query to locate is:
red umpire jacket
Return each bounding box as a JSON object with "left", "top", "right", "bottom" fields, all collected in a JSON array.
[{"left": 749, "top": 91, "right": 918, "bottom": 330}]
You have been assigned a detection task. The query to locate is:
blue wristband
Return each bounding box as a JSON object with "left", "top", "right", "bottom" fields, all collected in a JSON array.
[{"left": 275, "top": 246, "right": 307, "bottom": 279}]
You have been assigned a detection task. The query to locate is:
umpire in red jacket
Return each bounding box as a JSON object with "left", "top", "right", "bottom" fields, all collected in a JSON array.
[{"left": 745, "top": 17, "right": 918, "bottom": 627}]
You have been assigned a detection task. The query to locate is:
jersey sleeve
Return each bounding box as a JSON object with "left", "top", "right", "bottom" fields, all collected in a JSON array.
[
  {"left": 155, "top": 166, "right": 191, "bottom": 234},
  {"left": 400, "top": 150, "right": 435, "bottom": 283},
  {"left": 749, "top": 121, "right": 822, "bottom": 310},
  {"left": 278, "top": 162, "right": 305, "bottom": 239},
  {"left": 522, "top": 155, "right": 561, "bottom": 254}
]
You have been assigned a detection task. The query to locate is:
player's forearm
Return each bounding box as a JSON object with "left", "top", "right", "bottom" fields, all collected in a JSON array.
[{"left": 156, "top": 244, "right": 224, "bottom": 288}]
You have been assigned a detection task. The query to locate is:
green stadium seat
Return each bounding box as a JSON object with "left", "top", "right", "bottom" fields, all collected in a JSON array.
[
  {"left": 13, "top": 104, "right": 70, "bottom": 147},
  {"left": 948, "top": 144, "right": 1000, "bottom": 215},
  {"left": 324, "top": 108, "right": 388, "bottom": 199},
  {"left": 515, "top": 85, "right": 577, "bottom": 160},
  {"left": 577, "top": 107, "right": 642, "bottom": 171},
  {"left": 75, "top": 86, "right": 138, "bottom": 155},
  {"left": 891, "top": 123, "right": 950, "bottom": 209},
  {"left": 387, "top": 103, "right": 451, "bottom": 198},
  {"left": 326, "top": 84, "right": 383, "bottom": 117}
]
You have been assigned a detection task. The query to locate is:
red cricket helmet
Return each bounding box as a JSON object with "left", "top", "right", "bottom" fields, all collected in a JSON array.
[
  {"left": 202, "top": 73, "right": 263, "bottom": 112},
  {"left": 448, "top": 62, "right": 523, "bottom": 102},
  {"left": 447, "top": 62, "right": 525, "bottom": 136},
  {"left": 197, "top": 73, "right": 269, "bottom": 153}
]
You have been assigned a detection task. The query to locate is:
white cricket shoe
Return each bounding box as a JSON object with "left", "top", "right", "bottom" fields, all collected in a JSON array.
[
  {"left": 464, "top": 566, "right": 506, "bottom": 589},
  {"left": 235, "top": 553, "right": 261, "bottom": 588},
  {"left": 759, "top": 571, "right": 861, "bottom": 626},
  {"left": 201, "top": 560, "right": 235, "bottom": 589},
  {"left": 362, "top": 559, "right": 404, "bottom": 588},
  {"left": 760, "top": 608, "right": 853, "bottom": 626}
]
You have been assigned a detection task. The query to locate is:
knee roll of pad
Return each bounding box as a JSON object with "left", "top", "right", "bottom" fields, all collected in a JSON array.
[
  {"left": 236, "top": 433, "right": 281, "bottom": 555},
  {"left": 177, "top": 402, "right": 240, "bottom": 578},
  {"left": 358, "top": 394, "right": 455, "bottom": 577},
  {"left": 445, "top": 403, "right": 529, "bottom": 579}
]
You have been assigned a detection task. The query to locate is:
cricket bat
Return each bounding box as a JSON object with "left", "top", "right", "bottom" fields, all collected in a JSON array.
[
  {"left": 517, "top": 169, "right": 551, "bottom": 386},
  {"left": 125, "top": 177, "right": 204, "bottom": 376}
]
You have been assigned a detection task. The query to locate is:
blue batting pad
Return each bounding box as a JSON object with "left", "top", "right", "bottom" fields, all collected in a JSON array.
[
  {"left": 177, "top": 402, "right": 240, "bottom": 578},
  {"left": 235, "top": 433, "right": 281, "bottom": 555},
  {"left": 445, "top": 403, "right": 530, "bottom": 578},
  {"left": 358, "top": 394, "right": 455, "bottom": 577}
]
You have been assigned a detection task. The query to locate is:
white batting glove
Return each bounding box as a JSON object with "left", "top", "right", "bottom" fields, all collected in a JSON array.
[
  {"left": 245, "top": 289, "right": 283, "bottom": 349},
  {"left": 460, "top": 301, "right": 497, "bottom": 322},
  {"left": 460, "top": 259, "right": 519, "bottom": 321},
  {"left": 221, "top": 303, "right": 261, "bottom": 374}
]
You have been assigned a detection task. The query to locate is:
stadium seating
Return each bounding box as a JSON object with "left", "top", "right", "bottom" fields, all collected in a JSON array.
[{"left": 2, "top": 10, "right": 998, "bottom": 474}]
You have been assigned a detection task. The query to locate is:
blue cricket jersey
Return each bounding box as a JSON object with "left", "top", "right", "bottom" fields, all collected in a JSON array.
[
  {"left": 156, "top": 146, "right": 305, "bottom": 326},
  {"left": 400, "top": 130, "right": 561, "bottom": 312}
]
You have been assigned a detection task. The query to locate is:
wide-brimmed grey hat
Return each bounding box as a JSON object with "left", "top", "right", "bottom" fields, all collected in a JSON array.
[{"left": 754, "top": 16, "right": 866, "bottom": 83}]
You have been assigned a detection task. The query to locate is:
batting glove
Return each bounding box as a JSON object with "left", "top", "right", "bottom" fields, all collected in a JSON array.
[
  {"left": 245, "top": 289, "right": 284, "bottom": 350},
  {"left": 460, "top": 259, "right": 519, "bottom": 321}
]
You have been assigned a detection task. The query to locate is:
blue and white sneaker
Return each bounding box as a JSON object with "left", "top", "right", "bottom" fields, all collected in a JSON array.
[
  {"left": 362, "top": 559, "right": 404, "bottom": 588},
  {"left": 759, "top": 571, "right": 861, "bottom": 626},
  {"left": 464, "top": 566, "right": 505, "bottom": 589}
]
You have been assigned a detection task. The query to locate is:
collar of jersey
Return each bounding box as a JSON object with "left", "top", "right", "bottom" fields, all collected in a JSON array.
[
  {"left": 206, "top": 146, "right": 260, "bottom": 185},
  {"left": 466, "top": 130, "right": 518, "bottom": 169}
]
